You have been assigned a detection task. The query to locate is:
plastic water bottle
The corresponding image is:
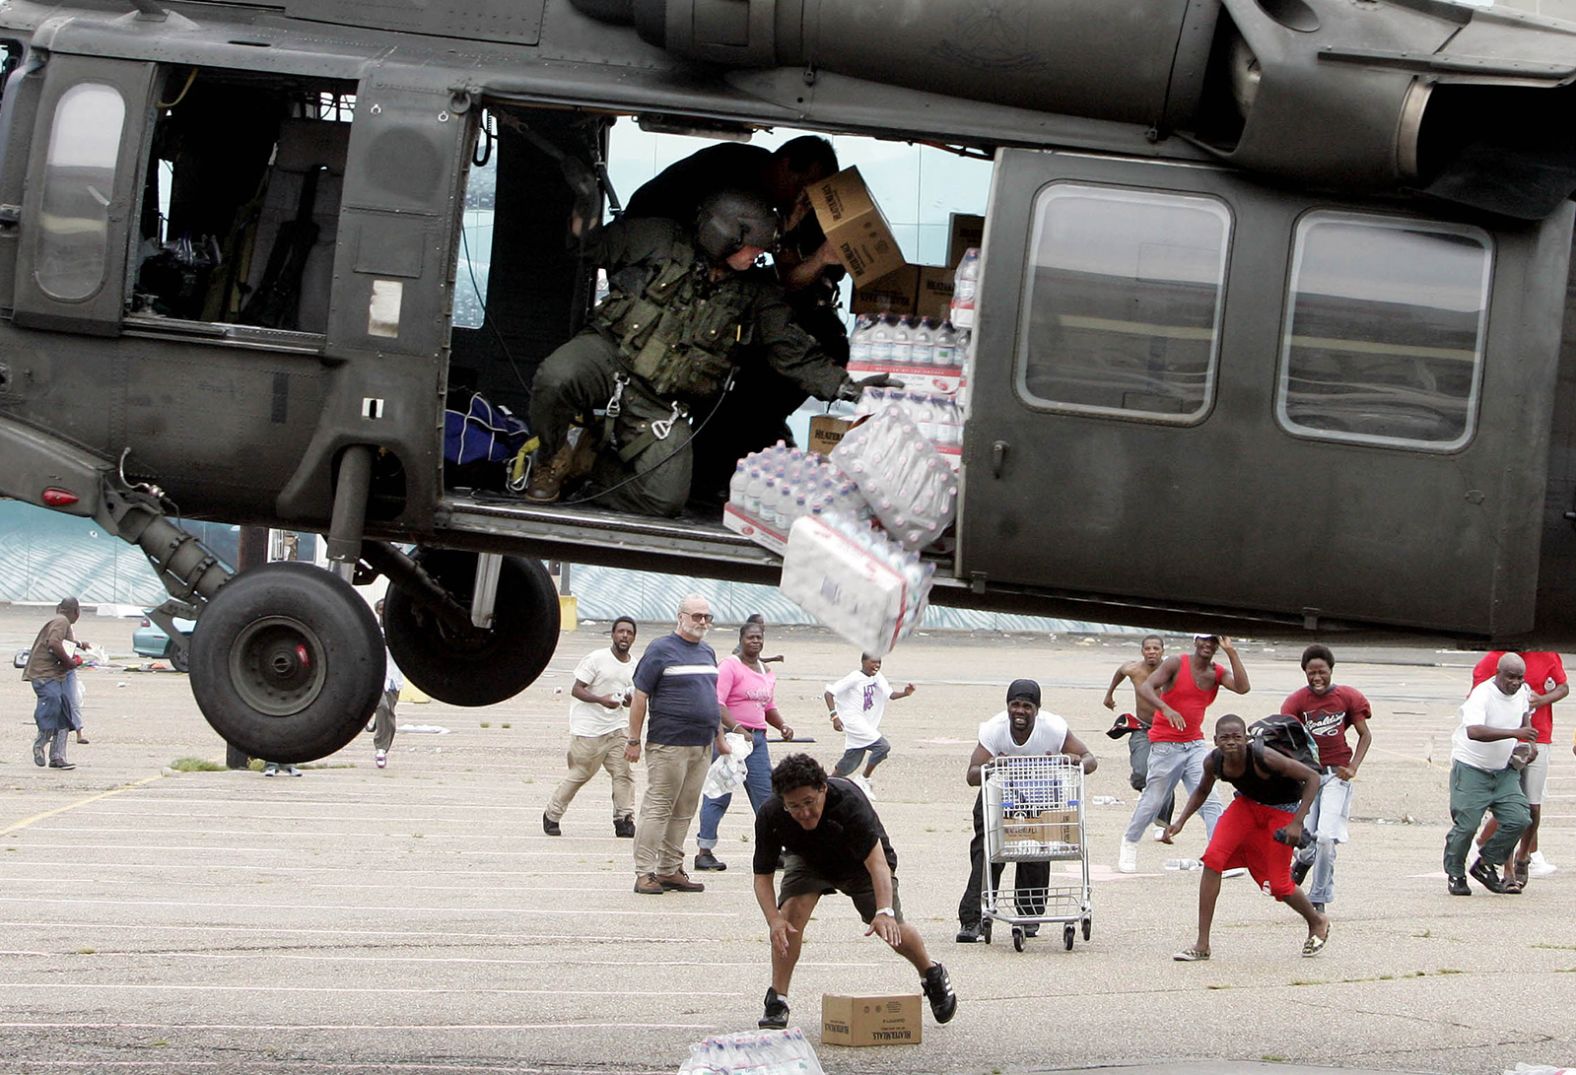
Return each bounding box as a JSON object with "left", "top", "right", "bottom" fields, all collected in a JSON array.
[
  {"left": 910, "top": 317, "right": 935, "bottom": 367},
  {"left": 1164, "top": 858, "right": 1202, "bottom": 871},
  {"left": 728, "top": 462, "right": 750, "bottom": 507},
  {"left": 890, "top": 317, "right": 913, "bottom": 366},
  {"left": 870, "top": 315, "right": 894, "bottom": 364},
  {"left": 932, "top": 321, "right": 958, "bottom": 369},
  {"left": 954, "top": 248, "right": 979, "bottom": 303},
  {"left": 743, "top": 467, "right": 765, "bottom": 515},
  {"left": 848, "top": 314, "right": 874, "bottom": 364}
]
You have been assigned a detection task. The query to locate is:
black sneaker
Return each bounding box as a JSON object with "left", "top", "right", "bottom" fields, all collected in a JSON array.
[
  {"left": 1291, "top": 858, "right": 1312, "bottom": 886},
  {"left": 613, "top": 816, "right": 635, "bottom": 839},
  {"left": 758, "top": 987, "right": 789, "bottom": 1030},
  {"left": 1469, "top": 857, "right": 1505, "bottom": 893},
  {"left": 542, "top": 813, "right": 562, "bottom": 837},
  {"left": 954, "top": 926, "right": 982, "bottom": 943},
  {"left": 1447, "top": 874, "right": 1471, "bottom": 896},
  {"left": 1311, "top": 902, "right": 1325, "bottom": 913},
  {"left": 694, "top": 849, "right": 727, "bottom": 871},
  {"left": 921, "top": 963, "right": 957, "bottom": 1024}
]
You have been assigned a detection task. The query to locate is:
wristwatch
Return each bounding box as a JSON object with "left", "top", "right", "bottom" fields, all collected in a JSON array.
[{"left": 873, "top": 906, "right": 895, "bottom": 919}]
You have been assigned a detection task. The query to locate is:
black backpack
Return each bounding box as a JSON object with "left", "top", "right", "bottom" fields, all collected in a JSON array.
[{"left": 1247, "top": 715, "right": 1320, "bottom": 773}]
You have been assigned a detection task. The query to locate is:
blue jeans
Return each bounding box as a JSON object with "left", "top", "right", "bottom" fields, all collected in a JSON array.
[
  {"left": 697, "top": 728, "right": 772, "bottom": 850},
  {"left": 1294, "top": 772, "right": 1353, "bottom": 905},
  {"left": 31, "top": 679, "right": 69, "bottom": 765},
  {"left": 1123, "top": 740, "right": 1222, "bottom": 843}
]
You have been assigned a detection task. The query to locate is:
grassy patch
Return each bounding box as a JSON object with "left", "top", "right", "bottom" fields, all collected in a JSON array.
[
  {"left": 480, "top": 721, "right": 492, "bottom": 728},
  {"left": 501, "top": 723, "right": 512, "bottom": 729},
  {"left": 169, "top": 757, "right": 226, "bottom": 772},
  {"left": 73, "top": 947, "right": 95, "bottom": 955}
]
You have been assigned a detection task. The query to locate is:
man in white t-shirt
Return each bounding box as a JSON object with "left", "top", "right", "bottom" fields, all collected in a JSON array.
[
  {"left": 823, "top": 654, "right": 916, "bottom": 792},
  {"left": 544, "top": 617, "right": 639, "bottom": 838},
  {"left": 956, "top": 679, "right": 1097, "bottom": 942},
  {"left": 1444, "top": 652, "right": 1536, "bottom": 896}
]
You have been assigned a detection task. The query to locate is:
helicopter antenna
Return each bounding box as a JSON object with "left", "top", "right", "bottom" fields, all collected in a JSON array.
[{"left": 127, "top": 0, "right": 169, "bottom": 18}]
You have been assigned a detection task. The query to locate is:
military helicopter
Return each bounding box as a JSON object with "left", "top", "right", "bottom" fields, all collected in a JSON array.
[{"left": 3, "top": 0, "right": 1576, "bottom": 762}]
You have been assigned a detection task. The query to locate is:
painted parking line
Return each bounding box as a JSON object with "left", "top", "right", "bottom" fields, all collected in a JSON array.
[
  {"left": 0, "top": 861, "right": 669, "bottom": 879},
  {"left": 0, "top": 775, "right": 164, "bottom": 837},
  {"left": 0, "top": 920, "right": 728, "bottom": 943},
  {"left": 0, "top": 983, "right": 741, "bottom": 998},
  {"left": 0, "top": 896, "right": 734, "bottom": 917},
  {"left": 168, "top": 952, "right": 882, "bottom": 969},
  {"left": 0, "top": 1019, "right": 710, "bottom": 1032},
  {"left": 1, "top": 843, "right": 660, "bottom": 858},
  {"left": 0, "top": 876, "right": 740, "bottom": 897},
  {"left": 0, "top": 1062, "right": 669, "bottom": 1075}
]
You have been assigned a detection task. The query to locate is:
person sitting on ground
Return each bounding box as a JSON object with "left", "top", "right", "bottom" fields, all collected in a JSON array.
[
  {"left": 752, "top": 753, "right": 956, "bottom": 1031},
  {"left": 1166, "top": 714, "right": 1328, "bottom": 962},
  {"left": 823, "top": 653, "right": 916, "bottom": 794},
  {"left": 956, "top": 678, "right": 1096, "bottom": 943}
]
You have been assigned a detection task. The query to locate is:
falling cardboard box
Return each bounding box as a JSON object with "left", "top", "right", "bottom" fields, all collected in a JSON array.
[
  {"left": 821, "top": 993, "right": 922, "bottom": 1047},
  {"left": 807, "top": 167, "right": 907, "bottom": 285}
]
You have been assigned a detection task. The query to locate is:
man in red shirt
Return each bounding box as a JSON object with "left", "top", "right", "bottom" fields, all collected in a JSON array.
[
  {"left": 1118, "top": 634, "right": 1251, "bottom": 873},
  {"left": 1469, "top": 650, "right": 1567, "bottom": 883},
  {"left": 1280, "top": 644, "right": 1372, "bottom": 912}
]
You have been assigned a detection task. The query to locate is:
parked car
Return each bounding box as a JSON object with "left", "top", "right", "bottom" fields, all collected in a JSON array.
[{"left": 131, "top": 614, "right": 194, "bottom": 672}]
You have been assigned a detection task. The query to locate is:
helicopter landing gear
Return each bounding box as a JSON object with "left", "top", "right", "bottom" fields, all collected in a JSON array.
[
  {"left": 189, "top": 561, "right": 384, "bottom": 764},
  {"left": 381, "top": 548, "right": 561, "bottom": 707}
]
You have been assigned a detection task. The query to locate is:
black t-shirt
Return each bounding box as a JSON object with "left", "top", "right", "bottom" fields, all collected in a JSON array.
[
  {"left": 753, "top": 778, "right": 897, "bottom": 877},
  {"left": 1211, "top": 745, "right": 1303, "bottom": 806}
]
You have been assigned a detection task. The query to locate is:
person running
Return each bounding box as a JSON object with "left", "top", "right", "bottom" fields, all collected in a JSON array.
[
  {"left": 1444, "top": 653, "right": 1534, "bottom": 896},
  {"left": 23, "top": 597, "right": 83, "bottom": 770},
  {"left": 544, "top": 617, "right": 638, "bottom": 837},
  {"left": 823, "top": 653, "right": 916, "bottom": 794},
  {"left": 1102, "top": 634, "right": 1174, "bottom": 840},
  {"left": 751, "top": 753, "right": 956, "bottom": 1031},
  {"left": 1166, "top": 714, "right": 1329, "bottom": 961},
  {"left": 1119, "top": 633, "right": 1251, "bottom": 873},
  {"left": 1468, "top": 649, "right": 1566, "bottom": 882},
  {"left": 1279, "top": 644, "right": 1372, "bottom": 912},
  {"left": 956, "top": 679, "right": 1097, "bottom": 943},
  {"left": 694, "top": 620, "right": 795, "bottom": 871},
  {"left": 371, "top": 599, "right": 403, "bottom": 770}
]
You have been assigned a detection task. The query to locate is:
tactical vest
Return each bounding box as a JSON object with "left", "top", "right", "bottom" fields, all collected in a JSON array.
[{"left": 591, "top": 245, "right": 757, "bottom": 403}]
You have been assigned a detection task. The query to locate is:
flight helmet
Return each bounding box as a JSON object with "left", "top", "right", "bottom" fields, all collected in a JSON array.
[{"left": 695, "top": 189, "right": 780, "bottom": 261}]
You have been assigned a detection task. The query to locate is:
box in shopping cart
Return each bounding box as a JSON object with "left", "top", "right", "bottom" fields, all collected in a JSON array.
[
  {"left": 821, "top": 993, "right": 921, "bottom": 1046},
  {"left": 1002, "top": 809, "right": 1080, "bottom": 844}
]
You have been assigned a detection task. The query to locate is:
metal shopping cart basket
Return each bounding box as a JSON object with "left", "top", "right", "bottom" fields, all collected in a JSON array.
[{"left": 979, "top": 754, "right": 1091, "bottom": 951}]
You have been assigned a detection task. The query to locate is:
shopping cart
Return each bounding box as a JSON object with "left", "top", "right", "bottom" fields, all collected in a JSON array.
[{"left": 979, "top": 754, "right": 1091, "bottom": 951}]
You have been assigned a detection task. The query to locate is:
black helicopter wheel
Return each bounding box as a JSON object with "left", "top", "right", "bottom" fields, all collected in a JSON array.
[
  {"left": 190, "top": 562, "right": 384, "bottom": 764},
  {"left": 383, "top": 549, "right": 560, "bottom": 707}
]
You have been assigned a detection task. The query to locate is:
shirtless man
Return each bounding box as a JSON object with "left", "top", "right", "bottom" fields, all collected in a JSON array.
[
  {"left": 1103, "top": 634, "right": 1175, "bottom": 840},
  {"left": 1118, "top": 633, "right": 1251, "bottom": 873}
]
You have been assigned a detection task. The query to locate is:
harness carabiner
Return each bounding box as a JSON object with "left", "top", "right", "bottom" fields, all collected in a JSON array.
[
  {"left": 650, "top": 400, "right": 686, "bottom": 441},
  {"left": 604, "top": 374, "right": 628, "bottom": 420}
]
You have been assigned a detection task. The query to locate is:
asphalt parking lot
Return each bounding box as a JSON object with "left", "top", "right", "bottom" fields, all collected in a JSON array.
[{"left": 1, "top": 604, "right": 1572, "bottom": 1074}]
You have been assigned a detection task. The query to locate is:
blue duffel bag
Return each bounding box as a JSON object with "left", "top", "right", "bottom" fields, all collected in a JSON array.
[{"left": 443, "top": 393, "right": 529, "bottom": 466}]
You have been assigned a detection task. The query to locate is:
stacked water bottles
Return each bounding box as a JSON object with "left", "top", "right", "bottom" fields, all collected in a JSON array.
[
  {"left": 723, "top": 442, "right": 874, "bottom": 556},
  {"left": 828, "top": 403, "right": 957, "bottom": 551},
  {"left": 676, "top": 1028, "right": 825, "bottom": 1075},
  {"left": 845, "top": 309, "right": 970, "bottom": 467}
]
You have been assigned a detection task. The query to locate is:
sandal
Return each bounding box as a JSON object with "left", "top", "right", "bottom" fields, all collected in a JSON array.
[
  {"left": 1302, "top": 926, "right": 1330, "bottom": 958},
  {"left": 1502, "top": 878, "right": 1525, "bottom": 895},
  {"left": 1172, "top": 946, "right": 1210, "bottom": 962}
]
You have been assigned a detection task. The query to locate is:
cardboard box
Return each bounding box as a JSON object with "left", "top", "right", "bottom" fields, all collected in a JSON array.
[
  {"left": 851, "top": 265, "right": 920, "bottom": 317},
  {"left": 808, "top": 415, "right": 853, "bottom": 456},
  {"left": 722, "top": 502, "right": 788, "bottom": 556},
  {"left": 1002, "top": 808, "right": 1080, "bottom": 845},
  {"left": 948, "top": 213, "right": 984, "bottom": 267},
  {"left": 916, "top": 266, "right": 956, "bottom": 322},
  {"left": 821, "top": 993, "right": 922, "bottom": 1047},
  {"left": 808, "top": 167, "right": 907, "bottom": 284}
]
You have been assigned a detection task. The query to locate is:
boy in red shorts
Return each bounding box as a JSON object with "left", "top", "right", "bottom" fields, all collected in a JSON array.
[{"left": 1163, "top": 714, "right": 1329, "bottom": 961}]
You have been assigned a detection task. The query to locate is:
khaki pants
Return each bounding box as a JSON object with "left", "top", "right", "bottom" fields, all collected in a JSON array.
[
  {"left": 545, "top": 730, "right": 634, "bottom": 822},
  {"left": 633, "top": 743, "right": 709, "bottom": 877}
]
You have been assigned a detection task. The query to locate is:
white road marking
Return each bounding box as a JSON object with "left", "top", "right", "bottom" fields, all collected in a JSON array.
[
  {"left": 0, "top": 920, "right": 726, "bottom": 943},
  {"left": 0, "top": 896, "right": 733, "bottom": 916},
  {"left": 0, "top": 982, "right": 740, "bottom": 998}
]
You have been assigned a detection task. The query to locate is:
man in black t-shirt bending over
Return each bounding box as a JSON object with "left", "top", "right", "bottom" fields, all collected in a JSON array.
[{"left": 752, "top": 754, "right": 957, "bottom": 1030}]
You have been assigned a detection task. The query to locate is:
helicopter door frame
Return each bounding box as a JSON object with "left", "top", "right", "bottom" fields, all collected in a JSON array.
[
  {"left": 10, "top": 54, "right": 155, "bottom": 336},
  {"left": 959, "top": 147, "right": 1570, "bottom": 635}
]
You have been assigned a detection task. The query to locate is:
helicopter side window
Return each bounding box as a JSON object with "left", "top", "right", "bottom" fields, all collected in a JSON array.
[
  {"left": 1276, "top": 212, "right": 1490, "bottom": 451},
  {"left": 38, "top": 82, "right": 125, "bottom": 302},
  {"left": 1015, "top": 183, "right": 1230, "bottom": 422}
]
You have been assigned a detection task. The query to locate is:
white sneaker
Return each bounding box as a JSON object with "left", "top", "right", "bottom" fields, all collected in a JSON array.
[
  {"left": 1222, "top": 867, "right": 1248, "bottom": 879},
  {"left": 1529, "top": 851, "right": 1557, "bottom": 877},
  {"left": 375, "top": 749, "right": 387, "bottom": 769},
  {"left": 282, "top": 765, "right": 303, "bottom": 777},
  {"left": 850, "top": 774, "right": 875, "bottom": 801},
  {"left": 1152, "top": 826, "right": 1168, "bottom": 843},
  {"left": 1118, "top": 839, "right": 1139, "bottom": 873}
]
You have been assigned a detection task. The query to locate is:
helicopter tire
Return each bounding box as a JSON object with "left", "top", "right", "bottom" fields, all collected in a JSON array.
[
  {"left": 169, "top": 644, "right": 190, "bottom": 674},
  {"left": 189, "top": 562, "right": 384, "bottom": 764},
  {"left": 383, "top": 549, "right": 560, "bottom": 707}
]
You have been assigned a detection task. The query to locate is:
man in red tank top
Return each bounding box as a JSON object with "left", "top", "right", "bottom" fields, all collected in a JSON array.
[{"left": 1118, "top": 634, "right": 1251, "bottom": 873}]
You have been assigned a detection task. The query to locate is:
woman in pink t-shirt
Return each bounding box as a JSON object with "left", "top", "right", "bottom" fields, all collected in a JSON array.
[{"left": 695, "top": 620, "right": 795, "bottom": 872}]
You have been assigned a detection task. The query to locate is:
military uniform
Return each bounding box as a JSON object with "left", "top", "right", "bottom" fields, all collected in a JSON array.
[{"left": 530, "top": 217, "right": 850, "bottom": 516}]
